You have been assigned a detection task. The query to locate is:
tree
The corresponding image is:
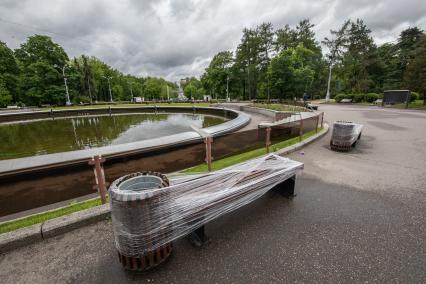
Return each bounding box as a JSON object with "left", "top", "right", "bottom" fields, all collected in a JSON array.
[
  {"left": 72, "top": 55, "right": 95, "bottom": 103},
  {"left": 183, "top": 77, "right": 204, "bottom": 99},
  {"left": 235, "top": 28, "right": 263, "bottom": 100},
  {"left": 0, "top": 41, "right": 20, "bottom": 103},
  {"left": 275, "top": 25, "right": 298, "bottom": 52},
  {"left": 143, "top": 77, "right": 166, "bottom": 100},
  {"left": 14, "top": 35, "right": 69, "bottom": 105},
  {"left": 341, "top": 19, "right": 381, "bottom": 93},
  {"left": 256, "top": 22, "right": 274, "bottom": 100},
  {"left": 322, "top": 20, "right": 350, "bottom": 100},
  {"left": 268, "top": 44, "right": 316, "bottom": 99},
  {"left": 18, "top": 61, "right": 65, "bottom": 105},
  {"left": 404, "top": 35, "right": 426, "bottom": 104},
  {"left": 15, "top": 35, "right": 68, "bottom": 67},
  {"left": 202, "top": 51, "right": 233, "bottom": 99},
  {"left": 377, "top": 43, "right": 401, "bottom": 89},
  {"left": 398, "top": 27, "right": 424, "bottom": 75},
  {"left": 0, "top": 79, "right": 13, "bottom": 107},
  {"left": 296, "top": 19, "right": 321, "bottom": 54}
]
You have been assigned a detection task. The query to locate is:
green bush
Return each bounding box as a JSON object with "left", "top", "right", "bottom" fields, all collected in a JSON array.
[
  {"left": 411, "top": 92, "right": 423, "bottom": 100},
  {"left": 365, "top": 93, "right": 379, "bottom": 103},
  {"left": 410, "top": 92, "right": 418, "bottom": 102},
  {"left": 334, "top": 94, "right": 346, "bottom": 102},
  {"left": 346, "top": 94, "right": 355, "bottom": 101},
  {"left": 352, "top": 94, "right": 364, "bottom": 103},
  {"left": 335, "top": 93, "right": 383, "bottom": 103}
]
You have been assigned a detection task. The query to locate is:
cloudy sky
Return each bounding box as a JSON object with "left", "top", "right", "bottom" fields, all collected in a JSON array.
[{"left": 0, "top": 0, "right": 425, "bottom": 81}]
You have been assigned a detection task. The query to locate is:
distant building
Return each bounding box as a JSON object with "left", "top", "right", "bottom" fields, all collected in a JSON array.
[
  {"left": 203, "top": 95, "right": 212, "bottom": 102},
  {"left": 180, "top": 78, "right": 189, "bottom": 87}
]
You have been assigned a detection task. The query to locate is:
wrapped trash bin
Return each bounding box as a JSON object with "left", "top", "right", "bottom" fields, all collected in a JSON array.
[
  {"left": 330, "top": 121, "right": 363, "bottom": 151},
  {"left": 109, "top": 171, "right": 172, "bottom": 271}
]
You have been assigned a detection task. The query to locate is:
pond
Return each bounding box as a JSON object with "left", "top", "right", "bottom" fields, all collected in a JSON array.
[{"left": 0, "top": 113, "right": 227, "bottom": 160}]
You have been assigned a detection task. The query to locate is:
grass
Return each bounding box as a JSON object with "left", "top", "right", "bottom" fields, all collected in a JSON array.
[
  {"left": 183, "top": 127, "right": 322, "bottom": 173},
  {"left": 392, "top": 100, "right": 426, "bottom": 109},
  {"left": 0, "top": 127, "right": 323, "bottom": 234},
  {"left": 318, "top": 99, "right": 336, "bottom": 104},
  {"left": 0, "top": 197, "right": 105, "bottom": 234},
  {"left": 320, "top": 99, "right": 426, "bottom": 109},
  {"left": 45, "top": 103, "right": 210, "bottom": 111},
  {"left": 249, "top": 103, "right": 306, "bottom": 112}
]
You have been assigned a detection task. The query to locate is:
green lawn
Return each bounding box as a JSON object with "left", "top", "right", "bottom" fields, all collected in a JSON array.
[
  {"left": 319, "top": 99, "right": 426, "bottom": 109},
  {"left": 45, "top": 103, "right": 210, "bottom": 111},
  {"left": 392, "top": 100, "right": 426, "bottom": 109},
  {"left": 249, "top": 103, "right": 306, "bottom": 112},
  {"left": 0, "top": 198, "right": 105, "bottom": 234},
  {"left": 0, "top": 127, "right": 323, "bottom": 234},
  {"left": 184, "top": 128, "right": 322, "bottom": 173}
]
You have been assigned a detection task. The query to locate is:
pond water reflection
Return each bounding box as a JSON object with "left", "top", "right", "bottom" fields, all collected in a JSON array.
[{"left": 0, "top": 113, "right": 226, "bottom": 160}]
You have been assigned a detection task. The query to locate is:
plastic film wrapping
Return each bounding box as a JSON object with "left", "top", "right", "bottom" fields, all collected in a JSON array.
[
  {"left": 109, "top": 154, "right": 303, "bottom": 257},
  {"left": 331, "top": 121, "right": 363, "bottom": 146}
]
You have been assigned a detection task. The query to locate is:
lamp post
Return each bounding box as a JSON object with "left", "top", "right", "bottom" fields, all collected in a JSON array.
[
  {"left": 129, "top": 83, "right": 134, "bottom": 102},
  {"left": 325, "top": 63, "right": 332, "bottom": 102},
  {"left": 226, "top": 75, "right": 230, "bottom": 102},
  {"left": 103, "top": 76, "right": 113, "bottom": 102},
  {"left": 55, "top": 64, "right": 71, "bottom": 105}
]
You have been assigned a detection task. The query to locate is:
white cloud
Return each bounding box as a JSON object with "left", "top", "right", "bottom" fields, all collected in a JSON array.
[{"left": 0, "top": 0, "right": 425, "bottom": 81}]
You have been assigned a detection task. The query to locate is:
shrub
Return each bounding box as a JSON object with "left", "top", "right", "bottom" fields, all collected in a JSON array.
[
  {"left": 345, "top": 94, "right": 355, "bottom": 101},
  {"left": 352, "top": 94, "right": 365, "bottom": 103},
  {"left": 409, "top": 92, "right": 418, "bottom": 102},
  {"left": 334, "top": 94, "right": 346, "bottom": 103},
  {"left": 410, "top": 92, "right": 423, "bottom": 102},
  {"left": 365, "top": 93, "right": 379, "bottom": 103},
  {"left": 411, "top": 91, "right": 421, "bottom": 100}
]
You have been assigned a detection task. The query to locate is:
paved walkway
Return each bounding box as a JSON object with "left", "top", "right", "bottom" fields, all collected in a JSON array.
[{"left": 1, "top": 104, "right": 425, "bottom": 283}]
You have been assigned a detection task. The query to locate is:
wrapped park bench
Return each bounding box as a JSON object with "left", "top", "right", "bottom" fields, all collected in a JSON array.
[{"left": 109, "top": 154, "right": 304, "bottom": 271}]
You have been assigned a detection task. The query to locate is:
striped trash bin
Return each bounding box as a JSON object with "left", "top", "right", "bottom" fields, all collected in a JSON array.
[{"left": 109, "top": 171, "right": 173, "bottom": 271}]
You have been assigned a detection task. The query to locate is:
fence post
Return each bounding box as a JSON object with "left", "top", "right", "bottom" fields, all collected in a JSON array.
[
  {"left": 204, "top": 136, "right": 213, "bottom": 172},
  {"left": 266, "top": 127, "right": 271, "bottom": 153},
  {"left": 89, "top": 155, "right": 107, "bottom": 204},
  {"left": 315, "top": 114, "right": 319, "bottom": 133},
  {"left": 299, "top": 118, "right": 304, "bottom": 142},
  {"left": 321, "top": 112, "right": 324, "bottom": 128}
]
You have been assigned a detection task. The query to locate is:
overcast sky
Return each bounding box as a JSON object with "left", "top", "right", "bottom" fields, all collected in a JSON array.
[{"left": 0, "top": 0, "right": 425, "bottom": 82}]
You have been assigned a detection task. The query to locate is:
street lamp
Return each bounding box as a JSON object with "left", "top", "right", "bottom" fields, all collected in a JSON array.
[
  {"left": 226, "top": 75, "right": 230, "bottom": 102},
  {"left": 54, "top": 64, "right": 71, "bottom": 106},
  {"left": 103, "top": 76, "right": 113, "bottom": 102},
  {"left": 325, "top": 63, "right": 332, "bottom": 102},
  {"left": 128, "top": 82, "right": 134, "bottom": 102}
]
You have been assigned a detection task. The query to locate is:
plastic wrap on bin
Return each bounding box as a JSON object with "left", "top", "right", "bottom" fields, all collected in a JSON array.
[
  {"left": 331, "top": 121, "right": 363, "bottom": 147},
  {"left": 109, "top": 154, "right": 303, "bottom": 258}
]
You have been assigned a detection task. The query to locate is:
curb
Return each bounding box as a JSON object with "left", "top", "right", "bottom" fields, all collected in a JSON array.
[
  {"left": 0, "top": 124, "right": 329, "bottom": 254},
  {"left": 276, "top": 123, "right": 329, "bottom": 156},
  {"left": 0, "top": 204, "right": 110, "bottom": 254}
]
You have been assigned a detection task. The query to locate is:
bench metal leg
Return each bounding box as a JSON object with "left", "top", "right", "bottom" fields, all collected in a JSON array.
[
  {"left": 188, "top": 225, "right": 207, "bottom": 247},
  {"left": 272, "top": 175, "right": 296, "bottom": 198}
]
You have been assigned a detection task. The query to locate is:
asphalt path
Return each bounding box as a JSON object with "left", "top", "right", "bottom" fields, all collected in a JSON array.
[{"left": 1, "top": 104, "right": 425, "bottom": 283}]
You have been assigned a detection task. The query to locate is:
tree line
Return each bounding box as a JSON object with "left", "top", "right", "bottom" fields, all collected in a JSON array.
[
  {"left": 1, "top": 19, "right": 425, "bottom": 107},
  {"left": 196, "top": 19, "right": 426, "bottom": 102},
  {"left": 0, "top": 35, "right": 177, "bottom": 107}
]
